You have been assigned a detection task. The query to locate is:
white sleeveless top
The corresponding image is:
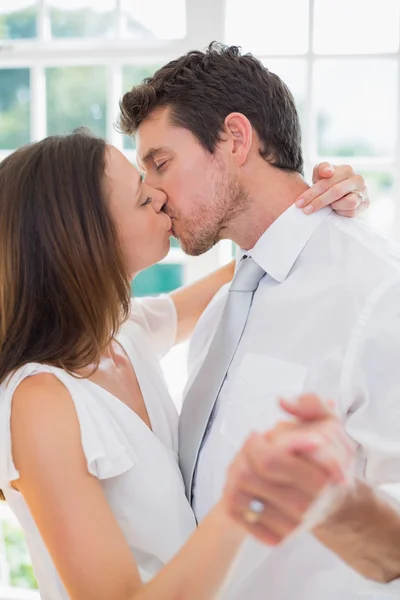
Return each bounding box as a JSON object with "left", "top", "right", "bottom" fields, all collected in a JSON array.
[{"left": 0, "top": 296, "right": 197, "bottom": 599}]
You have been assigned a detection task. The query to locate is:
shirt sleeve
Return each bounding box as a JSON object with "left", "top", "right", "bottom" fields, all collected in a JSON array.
[
  {"left": 355, "top": 572, "right": 400, "bottom": 598},
  {"left": 341, "top": 275, "right": 400, "bottom": 492},
  {"left": 129, "top": 295, "right": 178, "bottom": 359},
  {"left": 340, "top": 275, "right": 400, "bottom": 596}
]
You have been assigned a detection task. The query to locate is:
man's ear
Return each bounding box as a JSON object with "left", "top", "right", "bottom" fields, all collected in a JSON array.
[{"left": 224, "top": 112, "right": 253, "bottom": 166}]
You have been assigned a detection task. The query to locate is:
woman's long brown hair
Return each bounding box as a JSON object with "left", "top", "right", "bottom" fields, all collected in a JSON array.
[{"left": 0, "top": 130, "right": 132, "bottom": 499}]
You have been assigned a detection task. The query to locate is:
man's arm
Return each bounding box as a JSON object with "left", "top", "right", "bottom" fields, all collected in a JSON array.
[
  {"left": 278, "top": 395, "right": 400, "bottom": 583},
  {"left": 313, "top": 480, "right": 400, "bottom": 583},
  {"left": 226, "top": 393, "right": 400, "bottom": 588}
]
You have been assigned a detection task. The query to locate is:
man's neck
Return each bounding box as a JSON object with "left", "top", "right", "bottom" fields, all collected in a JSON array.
[{"left": 227, "top": 167, "right": 310, "bottom": 251}]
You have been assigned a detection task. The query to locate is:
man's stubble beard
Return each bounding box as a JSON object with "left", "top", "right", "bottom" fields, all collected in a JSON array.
[{"left": 177, "top": 177, "right": 252, "bottom": 257}]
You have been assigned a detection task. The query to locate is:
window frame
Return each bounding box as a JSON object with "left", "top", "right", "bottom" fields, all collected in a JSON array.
[
  {"left": 1, "top": 0, "right": 399, "bottom": 269},
  {"left": 0, "top": 1, "right": 400, "bottom": 596}
]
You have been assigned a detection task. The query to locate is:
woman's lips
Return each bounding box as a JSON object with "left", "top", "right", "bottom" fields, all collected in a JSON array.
[
  {"left": 167, "top": 215, "right": 176, "bottom": 236},
  {"left": 163, "top": 212, "right": 173, "bottom": 233}
]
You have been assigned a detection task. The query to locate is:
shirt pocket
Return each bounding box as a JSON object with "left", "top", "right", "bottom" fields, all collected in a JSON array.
[{"left": 220, "top": 354, "right": 307, "bottom": 449}]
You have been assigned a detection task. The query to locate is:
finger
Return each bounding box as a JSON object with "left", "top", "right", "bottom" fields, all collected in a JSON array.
[
  {"left": 312, "top": 162, "right": 334, "bottom": 183},
  {"left": 239, "top": 479, "right": 317, "bottom": 523},
  {"left": 229, "top": 508, "right": 283, "bottom": 546},
  {"left": 295, "top": 170, "right": 364, "bottom": 210},
  {"left": 334, "top": 209, "right": 359, "bottom": 218},
  {"left": 333, "top": 200, "right": 371, "bottom": 218},
  {"left": 330, "top": 192, "right": 370, "bottom": 215},
  {"left": 282, "top": 422, "right": 355, "bottom": 480},
  {"left": 265, "top": 421, "right": 297, "bottom": 442},
  {"left": 279, "top": 395, "right": 334, "bottom": 422},
  {"left": 225, "top": 439, "right": 333, "bottom": 527},
  {"left": 232, "top": 490, "right": 300, "bottom": 542},
  {"left": 300, "top": 176, "right": 365, "bottom": 214},
  {"left": 244, "top": 434, "right": 331, "bottom": 495},
  {"left": 282, "top": 431, "right": 347, "bottom": 482},
  {"left": 281, "top": 413, "right": 352, "bottom": 456},
  {"left": 359, "top": 196, "right": 370, "bottom": 212},
  {"left": 302, "top": 425, "right": 355, "bottom": 470},
  {"left": 295, "top": 179, "right": 330, "bottom": 209},
  {"left": 265, "top": 406, "right": 354, "bottom": 479},
  {"left": 240, "top": 521, "right": 283, "bottom": 546},
  {"left": 326, "top": 192, "right": 363, "bottom": 213},
  {"left": 227, "top": 460, "right": 317, "bottom": 520},
  {"left": 264, "top": 423, "right": 347, "bottom": 480}
]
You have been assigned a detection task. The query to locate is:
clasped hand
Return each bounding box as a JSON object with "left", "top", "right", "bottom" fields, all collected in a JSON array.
[{"left": 223, "top": 394, "right": 355, "bottom": 546}]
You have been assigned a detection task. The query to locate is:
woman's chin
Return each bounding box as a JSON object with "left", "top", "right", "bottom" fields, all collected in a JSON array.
[
  {"left": 154, "top": 239, "right": 171, "bottom": 265},
  {"left": 130, "top": 240, "right": 171, "bottom": 278},
  {"left": 164, "top": 235, "right": 171, "bottom": 253}
]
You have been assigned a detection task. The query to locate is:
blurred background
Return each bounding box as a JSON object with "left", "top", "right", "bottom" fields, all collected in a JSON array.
[{"left": 0, "top": 0, "right": 399, "bottom": 597}]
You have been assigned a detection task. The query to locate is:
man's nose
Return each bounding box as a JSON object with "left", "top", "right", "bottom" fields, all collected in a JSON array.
[{"left": 151, "top": 189, "right": 168, "bottom": 214}]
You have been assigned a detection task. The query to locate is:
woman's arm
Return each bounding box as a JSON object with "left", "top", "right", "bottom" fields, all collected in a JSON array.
[
  {"left": 169, "top": 260, "right": 235, "bottom": 344},
  {"left": 11, "top": 374, "right": 244, "bottom": 600}
]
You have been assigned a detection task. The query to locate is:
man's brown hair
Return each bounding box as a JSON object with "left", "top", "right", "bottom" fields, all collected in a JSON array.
[{"left": 118, "top": 42, "right": 303, "bottom": 173}]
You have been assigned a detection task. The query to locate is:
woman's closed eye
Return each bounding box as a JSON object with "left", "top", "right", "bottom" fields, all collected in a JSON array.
[{"left": 141, "top": 197, "right": 152, "bottom": 207}]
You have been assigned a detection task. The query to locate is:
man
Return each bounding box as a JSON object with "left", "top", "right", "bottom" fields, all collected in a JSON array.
[{"left": 118, "top": 43, "right": 400, "bottom": 599}]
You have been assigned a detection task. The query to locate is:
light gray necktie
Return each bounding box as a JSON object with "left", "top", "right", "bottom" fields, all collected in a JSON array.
[{"left": 179, "top": 256, "right": 265, "bottom": 501}]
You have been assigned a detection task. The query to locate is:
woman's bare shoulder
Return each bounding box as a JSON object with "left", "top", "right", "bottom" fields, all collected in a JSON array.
[
  {"left": 11, "top": 370, "right": 82, "bottom": 476},
  {"left": 12, "top": 371, "right": 72, "bottom": 418}
]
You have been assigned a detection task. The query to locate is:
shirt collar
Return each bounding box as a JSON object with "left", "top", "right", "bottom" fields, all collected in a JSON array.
[{"left": 236, "top": 204, "right": 333, "bottom": 282}]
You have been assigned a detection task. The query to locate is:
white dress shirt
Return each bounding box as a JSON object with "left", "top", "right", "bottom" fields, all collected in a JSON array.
[{"left": 186, "top": 204, "right": 400, "bottom": 600}]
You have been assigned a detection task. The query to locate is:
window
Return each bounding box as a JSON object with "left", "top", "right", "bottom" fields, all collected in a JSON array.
[
  {"left": 0, "top": 69, "right": 30, "bottom": 149},
  {"left": 0, "top": 504, "right": 39, "bottom": 597},
  {"left": 226, "top": 0, "right": 400, "bottom": 239},
  {"left": 313, "top": 0, "right": 400, "bottom": 54},
  {"left": 120, "top": 0, "right": 186, "bottom": 41},
  {"left": 122, "top": 65, "right": 161, "bottom": 149},
  {"left": 314, "top": 60, "right": 397, "bottom": 159},
  {"left": 0, "top": 1, "right": 399, "bottom": 596},
  {"left": 48, "top": 0, "right": 116, "bottom": 39},
  {"left": 226, "top": 0, "right": 310, "bottom": 55},
  {"left": 0, "top": 1, "right": 193, "bottom": 298},
  {"left": 0, "top": 2, "right": 37, "bottom": 39},
  {"left": 46, "top": 66, "right": 107, "bottom": 137},
  {"left": 261, "top": 59, "right": 308, "bottom": 126}
]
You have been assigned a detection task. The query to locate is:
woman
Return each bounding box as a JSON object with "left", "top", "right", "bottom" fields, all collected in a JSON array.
[{"left": 0, "top": 130, "right": 364, "bottom": 600}]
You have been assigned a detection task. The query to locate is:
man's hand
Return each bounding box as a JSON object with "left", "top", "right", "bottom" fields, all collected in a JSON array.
[
  {"left": 271, "top": 395, "right": 354, "bottom": 479},
  {"left": 296, "top": 163, "right": 369, "bottom": 217},
  {"left": 280, "top": 395, "right": 400, "bottom": 584},
  {"left": 222, "top": 395, "right": 353, "bottom": 547}
]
